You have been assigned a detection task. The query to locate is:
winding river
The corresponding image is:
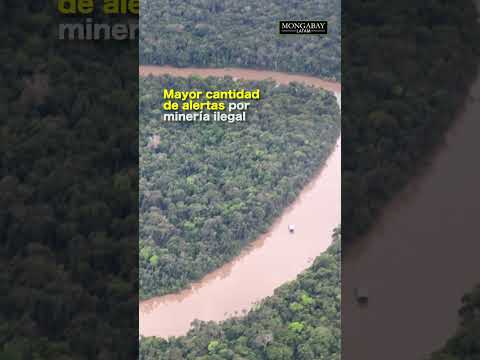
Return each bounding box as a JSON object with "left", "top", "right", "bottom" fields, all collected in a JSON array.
[
  {"left": 342, "top": 52, "right": 480, "bottom": 360},
  {"left": 139, "top": 52, "right": 480, "bottom": 356},
  {"left": 139, "top": 66, "right": 341, "bottom": 338}
]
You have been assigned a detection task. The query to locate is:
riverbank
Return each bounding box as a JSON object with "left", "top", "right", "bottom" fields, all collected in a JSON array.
[
  {"left": 342, "top": 54, "right": 480, "bottom": 360},
  {"left": 140, "top": 139, "right": 340, "bottom": 337},
  {"left": 139, "top": 66, "right": 341, "bottom": 338},
  {"left": 139, "top": 65, "right": 341, "bottom": 94}
]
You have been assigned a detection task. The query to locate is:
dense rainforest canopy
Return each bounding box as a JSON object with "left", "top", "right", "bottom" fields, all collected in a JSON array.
[
  {"left": 430, "top": 285, "right": 480, "bottom": 360},
  {"left": 140, "top": 75, "right": 340, "bottom": 299},
  {"left": 140, "top": 230, "right": 340, "bottom": 360},
  {"left": 140, "top": 0, "right": 341, "bottom": 80},
  {"left": 140, "top": 0, "right": 480, "bottom": 358},
  {"left": 342, "top": 0, "right": 480, "bottom": 242},
  {"left": 342, "top": 1, "right": 480, "bottom": 357},
  {"left": 0, "top": 2, "right": 138, "bottom": 359}
]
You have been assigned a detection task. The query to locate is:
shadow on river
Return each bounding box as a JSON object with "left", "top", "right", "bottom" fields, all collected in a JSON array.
[{"left": 342, "top": 60, "right": 480, "bottom": 359}]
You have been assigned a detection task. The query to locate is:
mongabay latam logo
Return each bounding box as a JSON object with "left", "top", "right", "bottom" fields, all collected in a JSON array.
[{"left": 279, "top": 21, "right": 328, "bottom": 34}]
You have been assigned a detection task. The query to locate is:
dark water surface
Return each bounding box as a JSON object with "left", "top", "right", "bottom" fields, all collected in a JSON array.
[{"left": 343, "top": 65, "right": 480, "bottom": 359}]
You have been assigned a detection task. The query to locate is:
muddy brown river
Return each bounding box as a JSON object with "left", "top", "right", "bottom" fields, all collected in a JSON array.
[
  {"left": 139, "top": 66, "right": 341, "bottom": 338},
  {"left": 139, "top": 65, "right": 341, "bottom": 94},
  {"left": 139, "top": 56, "right": 480, "bottom": 357}
]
